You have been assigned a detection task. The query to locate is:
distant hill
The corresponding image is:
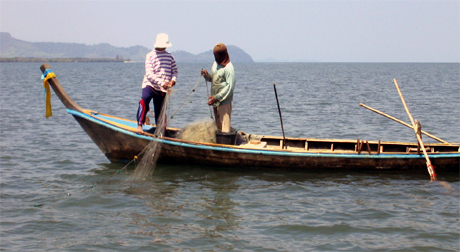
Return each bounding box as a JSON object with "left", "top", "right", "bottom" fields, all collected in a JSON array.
[
  {"left": 0, "top": 32, "right": 254, "bottom": 63},
  {"left": 256, "top": 57, "right": 319, "bottom": 63},
  {"left": 0, "top": 32, "right": 148, "bottom": 61},
  {"left": 173, "top": 45, "right": 253, "bottom": 63}
]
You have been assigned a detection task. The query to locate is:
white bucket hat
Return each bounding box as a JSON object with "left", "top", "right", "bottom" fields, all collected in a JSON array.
[{"left": 153, "top": 33, "right": 172, "bottom": 48}]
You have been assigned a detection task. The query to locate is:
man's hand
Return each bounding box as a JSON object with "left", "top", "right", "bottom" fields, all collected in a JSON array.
[
  {"left": 164, "top": 80, "right": 176, "bottom": 89},
  {"left": 207, "top": 96, "right": 216, "bottom": 105},
  {"left": 201, "top": 69, "right": 208, "bottom": 77}
]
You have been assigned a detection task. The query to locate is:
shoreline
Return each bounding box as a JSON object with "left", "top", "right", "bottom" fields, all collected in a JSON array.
[{"left": 0, "top": 57, "right": 126, "bottom": 63}]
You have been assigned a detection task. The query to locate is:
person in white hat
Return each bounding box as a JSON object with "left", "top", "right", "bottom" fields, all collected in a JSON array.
[{"left": 136, "top": 33, "right": 178, "bottom": 134}]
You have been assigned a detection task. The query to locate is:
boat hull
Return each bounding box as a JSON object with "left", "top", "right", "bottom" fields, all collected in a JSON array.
[
  {"left": 72, "top": 111, "right": 459, "bottom": 172},
  {"left": 39, "top": 63, "right": 459, "bottom": 173}
]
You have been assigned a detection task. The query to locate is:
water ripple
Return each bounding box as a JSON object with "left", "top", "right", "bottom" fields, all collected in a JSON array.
[{"left": 1, "top": 63, "right": 459, "bottom": 251}]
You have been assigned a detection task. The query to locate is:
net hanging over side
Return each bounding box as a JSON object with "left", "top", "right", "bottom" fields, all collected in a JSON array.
[
  {"left": 130, "top": 92, "right": 170, "bottom": 179},
  {"left": 130, "top": 75, "right": 219, "bottom": 179}
]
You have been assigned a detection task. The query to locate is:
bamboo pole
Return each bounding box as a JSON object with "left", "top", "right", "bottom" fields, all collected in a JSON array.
[
  {"left": 393, "top": 79, "right": 437, "bottom": 181},
  {"left": 359, "top": 103, "right": 448, "bottom": 143}
]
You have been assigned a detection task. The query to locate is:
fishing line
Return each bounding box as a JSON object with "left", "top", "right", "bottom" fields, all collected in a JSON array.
[
  {"left": 174, "top": 73, "right": 217, "bottom": 144},
  {"left": 205, "top": 79, "right": 214, "bottom": 120},
  {"left": 86, "top": 153, "right": 140, "bottom": 188},
  {"left": 168, "top": 75, "right": 203, "bottom": 121},
  {"left": 93, "top": 75, "right": 212, "bottom": 181}
]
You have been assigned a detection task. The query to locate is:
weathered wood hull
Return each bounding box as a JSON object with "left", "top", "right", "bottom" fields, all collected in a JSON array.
[
  {"left": 70, "top": 110, "right": 459, "bottom": 172},
  {"left": 40, "top": 63, "right": 460, "bottom": 173}
]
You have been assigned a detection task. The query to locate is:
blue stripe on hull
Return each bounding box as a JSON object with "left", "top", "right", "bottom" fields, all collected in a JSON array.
[{"left": 67, "top": 109, "right": 460, "bottom": 160}]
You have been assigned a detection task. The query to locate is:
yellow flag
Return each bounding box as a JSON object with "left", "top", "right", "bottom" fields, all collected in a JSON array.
[{"left": 43, "top": 72, "right": 56, "bottom": 118}]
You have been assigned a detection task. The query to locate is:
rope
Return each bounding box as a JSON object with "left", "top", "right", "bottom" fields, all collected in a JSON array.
[
  {"left": 88, "top": 136, "right": 160, "bottom": 187},
  {"left": 205, "top": 79, "right": 214, "bottom": 120},
  {"left": 88, "top": 156, "right": 139, "bottom": 188},
  {"left": 169, "top": 75, "right": 203, "bottom": 121},
  {"left": 91, "top": 132, "right": 160, "bottom": 186}
]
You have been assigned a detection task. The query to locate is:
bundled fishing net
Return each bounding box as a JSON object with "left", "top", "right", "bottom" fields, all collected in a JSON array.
[
  {"left": 177, "top": 119, "right": 217, "bottom": 143},
  {"left": 130, "top": 92, "right": 170, "bottom": 179}
]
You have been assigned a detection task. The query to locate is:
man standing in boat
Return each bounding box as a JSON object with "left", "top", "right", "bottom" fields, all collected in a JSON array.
[
  {"left": 136, "top": 33, "right": 178, "bottom": 134},
  {"left": 201, "top": 43, "right": 235, "bottom": 133}
]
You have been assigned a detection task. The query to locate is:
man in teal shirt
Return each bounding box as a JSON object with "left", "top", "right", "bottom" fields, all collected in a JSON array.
[{"left": 201, "top": 43, "right": 235, "bottom": 133}]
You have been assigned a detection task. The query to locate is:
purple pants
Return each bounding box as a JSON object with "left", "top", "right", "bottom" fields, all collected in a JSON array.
[{"left": 137, "top": 86, "right": 165, "bottom": 126}]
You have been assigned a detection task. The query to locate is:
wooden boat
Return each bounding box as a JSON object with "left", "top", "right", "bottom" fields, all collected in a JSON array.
[{"left": 40, "top": 64, "right": 460, "bottom": 172}]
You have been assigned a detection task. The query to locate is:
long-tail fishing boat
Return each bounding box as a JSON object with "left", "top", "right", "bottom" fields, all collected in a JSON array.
[{"left": 40, "top": 64, "right": 459, "bottom": 176}]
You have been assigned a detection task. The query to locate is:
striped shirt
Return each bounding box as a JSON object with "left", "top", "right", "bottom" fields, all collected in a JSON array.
[{"left": 142, "top": 49, "right": 178, "bottom": 92}]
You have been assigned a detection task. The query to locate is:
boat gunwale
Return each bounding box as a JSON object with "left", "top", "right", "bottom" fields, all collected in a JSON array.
[{"left": 67, "top": 109, "right": 460, "bottom": 160}]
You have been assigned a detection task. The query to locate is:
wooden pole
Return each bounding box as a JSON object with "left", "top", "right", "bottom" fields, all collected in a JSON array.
[
  {"left": 273, "top": 82, "right": 286, "bottom": 149},
  {"left": 359, "top": 103, "right": 448, "bottom": 143},
  {"left": 393, "top": 79, "right": 437, "bottom": 181}
]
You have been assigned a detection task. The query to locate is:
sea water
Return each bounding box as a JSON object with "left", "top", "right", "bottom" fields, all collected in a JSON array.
[{"left": 1, "top": 62, "right": 459, "bottom": 251}]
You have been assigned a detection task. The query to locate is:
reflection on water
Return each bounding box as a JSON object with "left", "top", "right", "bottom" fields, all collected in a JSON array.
[
  {"left": 119, "top": 166, "right": 242, "bottom": 243},
  {"left": 72, "top": 164, "right": 459, "bottom": 250}
]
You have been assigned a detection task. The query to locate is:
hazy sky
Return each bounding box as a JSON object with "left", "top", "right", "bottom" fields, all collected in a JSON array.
[{"left": 1, "top": 0, "right": 459, "bottom": 62}]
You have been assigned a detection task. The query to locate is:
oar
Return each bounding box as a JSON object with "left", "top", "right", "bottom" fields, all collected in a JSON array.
[
  {"left": 393, "top": 79, "right": 437, "bottom": 181},
  {"left": 359, "top": 103, "right": 448, "bottom": 143},
  {"left": 273, "top": 82, "right": 286, "bottom": 149}
]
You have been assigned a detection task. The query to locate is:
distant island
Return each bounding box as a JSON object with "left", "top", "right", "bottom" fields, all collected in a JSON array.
[{"left": 0, "top": 32, "right": 254, "bottom": 63}]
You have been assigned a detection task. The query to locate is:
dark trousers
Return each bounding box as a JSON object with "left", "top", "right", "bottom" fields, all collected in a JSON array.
[{"left": 137, "top": 86, "right": 165, "bottom": 126}]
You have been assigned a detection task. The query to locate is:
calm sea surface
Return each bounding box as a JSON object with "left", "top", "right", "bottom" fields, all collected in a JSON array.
[{"left": 1, "top": 62, "right": 459, "bottom": 251}]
